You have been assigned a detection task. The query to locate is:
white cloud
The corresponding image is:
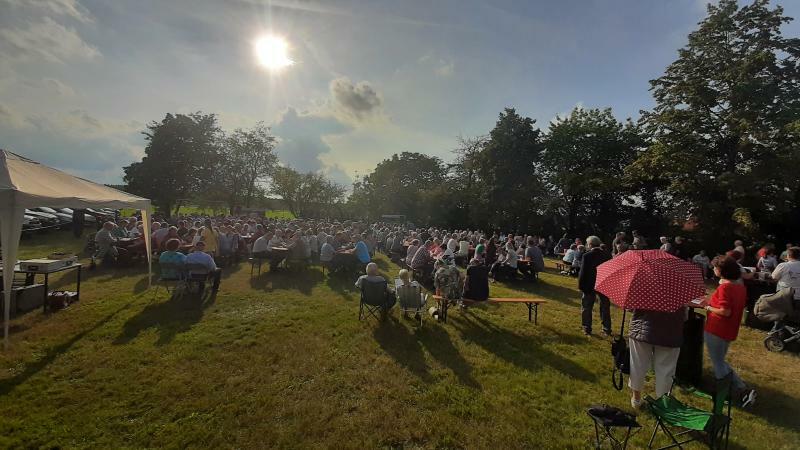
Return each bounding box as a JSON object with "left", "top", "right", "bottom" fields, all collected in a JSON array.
[
  {"left": 42, "top": 77, "right": 77, "bottom": 97},
  {"left": 0, "top": 16, "right": 100, "bottom": 63},
  {"left": 3, "top": 0, "right": 94, "bottom": 23},
  {"left": 418, "top": 51, "right": 455, "bottom": 77}
]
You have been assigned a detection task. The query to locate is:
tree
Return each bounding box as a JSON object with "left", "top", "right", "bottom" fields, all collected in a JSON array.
[
  {"left": 123, "top": 112, "right": 220, "bottom": 216},
  {"left": 449, "top": 135, "right": 489, "bottom": 226},
  {"left": 270, "top": 167, "right": 346, "bottom": 218},
  {"left": 542, "top": 107, "right": 644, "bottom": 236},
  {"left": 349, "top": 152, "right": 447, "bottom": 222},
  {"left": 476, "top": 108, "right": 546, "bottom": 231},
  {"left": 635, "top": 0, "right": 800, "bottom": 244},
  {"left": 214, "top": 123, "right": 278, "bottom": 213}
]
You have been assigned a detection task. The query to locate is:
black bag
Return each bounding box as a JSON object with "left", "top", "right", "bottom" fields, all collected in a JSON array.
[{"left": 611, "top": 309, "right": 630, "bottom": 391}]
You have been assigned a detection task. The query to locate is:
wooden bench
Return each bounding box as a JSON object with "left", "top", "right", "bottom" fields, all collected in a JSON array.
[{"left": 432, "top": 295, "right": 546, "bottom": 324}]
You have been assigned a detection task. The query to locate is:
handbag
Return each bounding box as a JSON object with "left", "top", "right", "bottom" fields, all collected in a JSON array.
[{"left": 611, "top": 309, "right": 630, "bottom": 391}]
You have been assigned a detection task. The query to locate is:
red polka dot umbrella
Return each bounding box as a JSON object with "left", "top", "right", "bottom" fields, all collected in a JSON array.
[{"left": 595, "top": 250, "right": 706, "bottom": 312}]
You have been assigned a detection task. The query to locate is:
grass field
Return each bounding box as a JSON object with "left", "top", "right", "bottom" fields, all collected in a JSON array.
[{"left": 1, "top": 231, "right": 798, "bottom": 449}]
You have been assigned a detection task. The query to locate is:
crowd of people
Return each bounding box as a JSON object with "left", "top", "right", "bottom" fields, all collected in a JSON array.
[{"left": 93, "top": 212, "right": 800, "bottom": 411}]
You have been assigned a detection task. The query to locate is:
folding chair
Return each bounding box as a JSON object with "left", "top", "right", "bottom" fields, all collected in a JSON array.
[
  {"left": 185, "top": 263, "right": 211, "bottom": 295},
  {"left": 396, "top": 281, "right": 428, "bottom": 326},
  {"left": 153, "top": 261, "right": 187, "bottom": 299},
  {"left": 646, "top": 374, "right": 733, "bottom": 449},
  {"left": 359, "top": 279, "right": 389, "bottom": 321}
]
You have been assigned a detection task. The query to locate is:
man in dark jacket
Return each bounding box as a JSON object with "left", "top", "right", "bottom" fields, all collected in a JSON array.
[{"left": 579, "top": 235, "right": 612, "bottom": 336}]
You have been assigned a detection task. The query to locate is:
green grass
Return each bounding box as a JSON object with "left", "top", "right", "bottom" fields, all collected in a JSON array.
[{"left": 1, "top": 231, "right": 798, "bottom": 448}]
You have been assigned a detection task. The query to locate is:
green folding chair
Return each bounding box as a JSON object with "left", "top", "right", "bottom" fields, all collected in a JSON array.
[{"left": 646, "top": 374, "right": 732, "bottom": 449}]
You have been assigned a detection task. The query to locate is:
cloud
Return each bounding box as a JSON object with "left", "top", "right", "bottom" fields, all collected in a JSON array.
[
  {"left": 42, "top": 77, "right": 76, "bottom": 97},
  {"left": 418, "top": 51, "right": 455, "bottom": 77},
  {"left": 329, "top": 77, "right": 382, "bottom": 121},
  {"left": 0, "top": 16, "right": 100, "bottom": 63},
  {"left": 271, "top": 107, "right": 353, "bottom": 185},
  {"left": 2, "top": 0, "right": 94, "bottom": 23},
  {"left": 0, "top": 104, "right": 145, "bottom": 183}
]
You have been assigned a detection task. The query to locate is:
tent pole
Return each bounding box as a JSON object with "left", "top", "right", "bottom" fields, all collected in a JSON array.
[{"left": 1, "top": 208, "right": 24, "bottom": 348}]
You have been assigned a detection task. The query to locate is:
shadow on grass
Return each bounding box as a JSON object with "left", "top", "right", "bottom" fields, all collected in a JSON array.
[
  {"left": 249, "top": 268, "right": 323, "bottom": 296},
  {"left": 451, "top": 312, "right": 595, "bottom": 382},
  {"left": 0, "top": 300, "right": 134, "bottom": 396},
  {"left": 113, "top": 291, "right": 216, "bottom": 346},
  {"left": 373, "top": 317, "right": 432, "bottom": 383},
  {"left": 325, "top": 273, "right": 358, "bottom": 301},
  {"left": 372, "top": 315, "right": 481, "bottom": 388}
]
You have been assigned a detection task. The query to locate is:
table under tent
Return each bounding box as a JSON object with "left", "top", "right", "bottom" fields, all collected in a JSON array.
[{"left": 0, "top": 149, "right": 153, "bottom": 345}]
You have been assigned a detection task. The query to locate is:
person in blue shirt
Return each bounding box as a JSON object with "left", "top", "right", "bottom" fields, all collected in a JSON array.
[
  {"left": 185, "top": 241, "right": 222, "bottom": 291},
  {"left": 158, "top": 238, "right": 187, "bottom": 279},
  {"left": 354, "top": 234, "right": 371, "bottom": 264}
]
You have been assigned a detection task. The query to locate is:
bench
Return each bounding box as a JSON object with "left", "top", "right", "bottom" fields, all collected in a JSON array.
[{"left": 432, "top": 295, "right": 546, "bottom": 324}]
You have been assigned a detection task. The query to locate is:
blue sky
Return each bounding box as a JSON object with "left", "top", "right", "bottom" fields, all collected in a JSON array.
[{"left": 1, "top": 0, "right": 798, "bottom": 185}]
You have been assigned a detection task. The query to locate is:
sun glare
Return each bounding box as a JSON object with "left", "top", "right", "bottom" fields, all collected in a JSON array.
[{"left": 254, "top": 35, "right": 294, "bottom": 71}]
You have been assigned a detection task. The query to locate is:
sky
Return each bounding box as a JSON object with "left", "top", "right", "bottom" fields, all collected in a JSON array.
[{"left": 1, "top": 0, "right": 799, "bottom": 187}]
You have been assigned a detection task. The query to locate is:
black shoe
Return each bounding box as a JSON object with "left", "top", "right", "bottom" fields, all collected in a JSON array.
[
  {"left": 602, "top": 329, "right": 612, "bottom": 337},
  {"left": 583, "top": 329, "right": 592, "bottom": 337}
]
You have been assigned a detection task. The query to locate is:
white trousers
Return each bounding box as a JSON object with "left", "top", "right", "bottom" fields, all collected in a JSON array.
[{"left": 628, "top": 339, "right": 681, "bottom": 398}]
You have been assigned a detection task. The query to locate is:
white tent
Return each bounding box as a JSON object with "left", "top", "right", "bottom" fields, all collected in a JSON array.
[{"left": 0, "top": 150, "right": 152, "bottom": 344}]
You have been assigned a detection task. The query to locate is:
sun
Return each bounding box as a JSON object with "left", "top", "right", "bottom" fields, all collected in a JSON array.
[{"left": 254, "top": 35, "right": 294, "bottom": 71}]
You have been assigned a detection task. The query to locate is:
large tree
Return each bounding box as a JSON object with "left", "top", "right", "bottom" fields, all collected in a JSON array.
[
  {"left": 635, "top": 0, "right": 800, "bottom": 243},
  {"left": 270, "top": 167, "right": 346, "bottom": 218},
  {"left": 124, "top": 112, "right": 220, "bottom": 216},
  {"left": 349, "top": 152, "right": 447, "bottom": 222},
  {"left": 476, "top": 108, "right": 546, "bottom": 232},
  {"left": 542, "top": 107, "right": 644, "bottom": 236},
  {"left": 214, "top": 123, "right": 278, "bottom": 212}
]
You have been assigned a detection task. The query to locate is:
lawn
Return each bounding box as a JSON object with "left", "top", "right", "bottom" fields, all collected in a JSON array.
[{"left": 1, "top": 231, "right": 798, "bottom": 448}]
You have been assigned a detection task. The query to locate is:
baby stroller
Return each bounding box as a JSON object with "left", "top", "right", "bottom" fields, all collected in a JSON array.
[{"left": 754, "top": 288, "right": 800, "bottom": 352}]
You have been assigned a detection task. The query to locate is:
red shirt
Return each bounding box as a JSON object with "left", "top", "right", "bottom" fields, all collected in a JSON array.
[{"left": 704, "top": 282, "right": 747, "bottom": 341}]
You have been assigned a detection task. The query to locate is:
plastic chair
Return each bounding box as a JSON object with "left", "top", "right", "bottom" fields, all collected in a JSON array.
[{"left": 396, "top": 281, "right": 427, "bottom": 325}]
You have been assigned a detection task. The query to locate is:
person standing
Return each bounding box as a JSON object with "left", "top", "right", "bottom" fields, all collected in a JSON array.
[
  {"left": 578, "top": 236, "right": 612, "bottom": 336},
  {"left": 628, "top": 308, "right": 686, "bottom": 409},
  {"left": 72, "top": 208, "right": 85, "bottom": 239},
  {"left": 701, "top": 256, "right": 757, "bottom": 408}
]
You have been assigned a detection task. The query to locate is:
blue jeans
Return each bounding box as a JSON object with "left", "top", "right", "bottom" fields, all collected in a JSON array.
[{"left": 704, "top": 331, "right": 746, "bottom": 391}]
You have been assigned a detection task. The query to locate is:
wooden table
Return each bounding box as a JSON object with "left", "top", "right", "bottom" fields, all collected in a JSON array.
[{"left": 431, "top": 295, "right": 547, "bottom": 324}]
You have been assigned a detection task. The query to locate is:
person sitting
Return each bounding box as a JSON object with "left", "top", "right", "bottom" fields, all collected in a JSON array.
[
  {"left": 354, "top": 234, "right": 371, "bottom": 264},
  {"left": 462, "top": 258, "right": 490, "bottom": 301},
  {"left": 185, "top": 241, "right": 222, "bottom": 291},
  {"left": 757, "top": 248, "right": 778, "bottom": 273},
  {"left": 693, "top": 250, "right": 712, "bottom": 279},
  {"left": 217, "top": 226, "right": 238, "bottom": 264},
  {"left": 159, "top": 226, "right": 180, "bottom": 252},
  {"left": 355, "top": 262, "right": 396, "bottom": 309},
  {"left": 320, "top": 236, "right": 335, "bottom": 265},
  {"left": 772, "top": 247, "right": 800, "bottom": 300},
  {"left": 286, "top": 231, "right": 309, "bottom": 266},
  {"left": 158, "top": 238, "right": 187, "bottom": 280},
  {"left": 779, "top": 243, "right": 793, "bottom": 262},
  {"left": 95, "top": 221, "right": 130, "bottom": 265},
  {"left": 111, "top": 220, "right": 129, "bottom": 238},
  {"left": 410, "top": 241, "right": 434, "bottom": 282},
  {"left": 434, "top": 259, "right": 464, "bottom": 308},
  {"left": 396, "top": 268, "right": 425, "bottom": 319},
  {"left": 490, "top": 247, "right": 518, "bottom": 281},
  {"left": 520, "top": 237, "right": 544, "bottom": 279},
  {"left": 570, "top": 244, "right": 585, "bottom": 276},
  {"left": 405, "top": 239, "right": 420, "bottom": 268}
]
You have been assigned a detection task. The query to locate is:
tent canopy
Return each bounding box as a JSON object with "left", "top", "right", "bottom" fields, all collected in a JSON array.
[{"left": 0, "top": 149, "right": 152, "bottom": 345}]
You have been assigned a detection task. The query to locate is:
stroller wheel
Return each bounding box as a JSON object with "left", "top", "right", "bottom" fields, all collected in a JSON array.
[{"left": 764, "top": 333, "right": 786, "bottom": 352}]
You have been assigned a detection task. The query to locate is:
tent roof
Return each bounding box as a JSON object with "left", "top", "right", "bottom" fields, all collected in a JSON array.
[{"left": 0, "top": 149, "right": 149, "bottom": 210}]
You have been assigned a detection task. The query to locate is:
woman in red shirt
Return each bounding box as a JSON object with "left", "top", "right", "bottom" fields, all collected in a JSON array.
[{"left": 701, "top": 256, "right": 756, "bottom": 408}]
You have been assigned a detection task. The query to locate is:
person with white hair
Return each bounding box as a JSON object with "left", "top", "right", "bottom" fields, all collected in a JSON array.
[
  {"left": 355, "top": 262, "right": 396, "bottom": 308},
  {"left": 578, "top": 236, "right": 612, "bottom": 336}
]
